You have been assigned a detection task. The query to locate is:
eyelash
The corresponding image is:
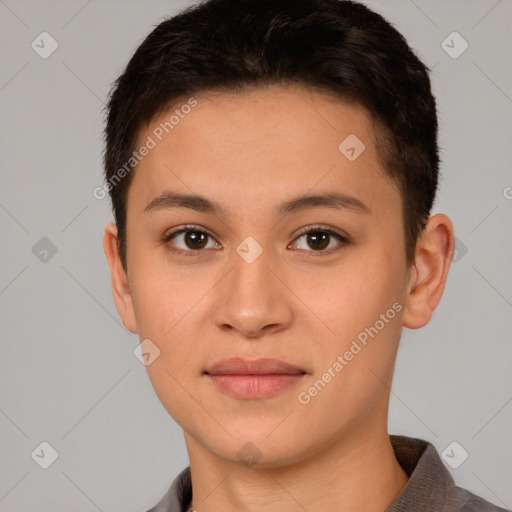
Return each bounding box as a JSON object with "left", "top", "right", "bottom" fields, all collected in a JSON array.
[{"left": 161, "top": 224, "right": 350, "bottom": 258}]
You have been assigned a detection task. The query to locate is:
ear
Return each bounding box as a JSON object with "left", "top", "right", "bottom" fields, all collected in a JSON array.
[
  {"left": 103, "top": 222, "right": 138, "bottom": 333},
  {"left": 402, "top": 214, "right": 455, "bottom": 329}
]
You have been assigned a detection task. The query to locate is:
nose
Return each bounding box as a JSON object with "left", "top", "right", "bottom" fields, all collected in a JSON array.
[{"left": 211, "top": 245, "right": 293, "bottom": 339}]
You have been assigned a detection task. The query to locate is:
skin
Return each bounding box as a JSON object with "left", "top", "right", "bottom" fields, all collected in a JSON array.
[{"left": 103, "top": 84, "right": 455, "bottom": 512}]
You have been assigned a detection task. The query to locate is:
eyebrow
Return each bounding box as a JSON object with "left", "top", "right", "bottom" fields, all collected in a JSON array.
[{"left": 144, "top": 190, "right": 370, "bottom": 216}]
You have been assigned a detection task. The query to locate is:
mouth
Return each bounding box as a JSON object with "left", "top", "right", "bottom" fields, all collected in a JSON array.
[{"left": 204, "top": 357, "right": 307, "bottom": 399}]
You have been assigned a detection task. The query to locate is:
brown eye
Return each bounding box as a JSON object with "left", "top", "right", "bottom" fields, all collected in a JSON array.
[
  {"left": 305, "top": 232, "right": 330, "bottom": 250},
  {"left": 163, "top": 226, "right": 220, "bottom": 255},
  {"left": 290, "top": 227, "right": 348, "bottom": 253},
  {"left": 183, "top": 230, "right": 208, "bottom": 250}
]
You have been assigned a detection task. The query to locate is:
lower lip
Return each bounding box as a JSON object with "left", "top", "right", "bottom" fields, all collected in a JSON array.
[{"left": 206, "top": 373, "right": 306, "bottom": 399}]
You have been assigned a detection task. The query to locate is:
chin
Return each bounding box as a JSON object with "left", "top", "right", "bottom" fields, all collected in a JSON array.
[{"left": 210, "top": 432, "right": 308, "bottom": 469}]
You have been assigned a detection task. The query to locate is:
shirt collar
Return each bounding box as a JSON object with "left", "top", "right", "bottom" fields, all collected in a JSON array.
[{"left": 386, "top": 435, "right": 455, "bottom": 511}]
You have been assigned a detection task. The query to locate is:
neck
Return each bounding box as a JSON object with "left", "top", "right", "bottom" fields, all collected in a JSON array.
[{"left": 184, "top": 424, "right": 409, "bottom": 512}]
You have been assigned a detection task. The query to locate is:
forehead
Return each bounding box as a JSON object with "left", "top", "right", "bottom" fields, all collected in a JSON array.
[{"left": 128, "top": 84, "right": 398, "bottom": 217}]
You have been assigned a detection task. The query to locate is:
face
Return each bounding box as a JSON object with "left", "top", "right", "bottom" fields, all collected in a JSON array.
[{"left": 107, "top": 85, "right": 422, "bottom": 467}]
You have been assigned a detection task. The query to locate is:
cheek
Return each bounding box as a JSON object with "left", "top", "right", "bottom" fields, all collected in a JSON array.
[
  {"left": 132, "top": 265, "right": 205, "bottom": 419},
  {"left": 143, "top": 356, "right": 196, "bottom": 430},
  {"left": 293, "top": 247, "right": 405, "bottom": 393},
  {"left": 294, "top": 281, "right": 403, "bottom": 429},
  {"left": 128, "top": 253, "right": 216, "bottom": 384},
  {"left": 293, "top": 254, "right": 402, "bottom": 340},
  {"left": 128, "top": 247, "right": 202, "bottom": 337}
]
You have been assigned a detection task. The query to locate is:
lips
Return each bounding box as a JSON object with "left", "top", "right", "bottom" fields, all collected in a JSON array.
[
  {"left": 204, "top": 357, "right": 307, "bottom": 399},
  {"left": 204, "top": 357, "right": 306, "bottom": 376}
]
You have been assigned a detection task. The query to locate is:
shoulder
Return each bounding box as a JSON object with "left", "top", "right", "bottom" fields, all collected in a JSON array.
[
  {"left": 388, "top": 435, "right": 508, "bottom": 512},
  {"left": 142, "top": 466, "right": 192, "bottom": 512},
  {"left": 446, "top": 485, "right": 510, "bottom": 512}
]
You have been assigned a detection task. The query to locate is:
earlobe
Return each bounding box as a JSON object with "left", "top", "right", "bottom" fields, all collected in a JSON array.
[
  {"left": 102, "top": 222, "right": 139, "bottom": 333},
  {"left": 402, "top": 214, "right": 455, "bottom": 329}
]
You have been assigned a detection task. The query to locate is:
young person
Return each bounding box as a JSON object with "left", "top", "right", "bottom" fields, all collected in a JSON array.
[{"left": 101, "top": 0, "right": 507, "bottom": 510}]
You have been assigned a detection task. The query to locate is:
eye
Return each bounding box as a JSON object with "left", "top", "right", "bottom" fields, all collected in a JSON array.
[
  {"left": 162, "top": 224, "right": 349, "bottom": 257},
  {"left": 289, "top": 226, "right": 349, "bottom": 254},
  {"left": 162, "top": 225, "right": 221, "bottom": 256}
]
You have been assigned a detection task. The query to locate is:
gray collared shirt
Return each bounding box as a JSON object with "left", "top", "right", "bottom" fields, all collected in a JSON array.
[{"left": 145, "top": 435, "right": 508, "bottom": 512}]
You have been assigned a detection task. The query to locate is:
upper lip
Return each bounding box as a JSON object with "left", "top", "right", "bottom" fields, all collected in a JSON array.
[{"left": 205, "top": 357, "right": 306, "bottom": 376}]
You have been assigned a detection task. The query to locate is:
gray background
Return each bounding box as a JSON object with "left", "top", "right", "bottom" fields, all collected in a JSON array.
[{"left": 0, "top": 0, "right": 511, "bottom": 510}]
